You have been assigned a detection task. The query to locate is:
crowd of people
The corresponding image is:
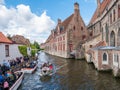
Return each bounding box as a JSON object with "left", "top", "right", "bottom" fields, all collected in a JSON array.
[
  {"left": 0, "top": 66, "right": 22, "bottom": 90},
  {"left": 0, "top": 56, "right": 31, "bottom": 90}
]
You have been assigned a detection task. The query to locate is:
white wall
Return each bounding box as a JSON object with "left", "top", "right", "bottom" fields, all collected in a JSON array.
[
  {"left": 0, "top": 43, "right": 22, "bottom": 64},
  {"left": 9, "top": 44, "right": 22, "bottom": 59},
  {"left": 0, "top": 44, "right": 6, "bottom": 64}
]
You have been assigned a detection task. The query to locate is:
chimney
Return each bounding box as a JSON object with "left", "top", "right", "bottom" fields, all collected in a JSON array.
[
  {"left": 74, "top": 2, "right": 79, "bottom": 13},
  {"left": 58, "top": 19, "right": 61, "bottom": 24}
]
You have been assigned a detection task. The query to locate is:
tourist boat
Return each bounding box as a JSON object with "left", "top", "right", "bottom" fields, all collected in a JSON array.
[
  {"left": 21, "top": 64, "right": 37, "bottom": 73},
  {"left": 9, "top": 71, "right": 24, "bottom": 90},
  {"left": 39, "top": 63, "right": 54, "bottom": 77}
]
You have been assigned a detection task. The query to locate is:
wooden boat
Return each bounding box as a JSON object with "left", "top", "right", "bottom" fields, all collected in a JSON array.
[
  {"left": 9, "top": 71, "right": 24, "bottom": 90},
  {"left": 39, "top": 64, "right": 54, "bottom": 77},
  {"left": 21, "top": 64, "right": 37, "bottom": 73}
]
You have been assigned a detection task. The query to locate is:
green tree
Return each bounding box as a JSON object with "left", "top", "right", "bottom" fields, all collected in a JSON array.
[
  {"left": 30, "top": 44, "right": 37, "bottom": 57},
  {"left": 33, "top": 41, "right": 40, "bottom": 50},
  {"left": 18, "top": 46, "right": 28, "bottom": 56}
]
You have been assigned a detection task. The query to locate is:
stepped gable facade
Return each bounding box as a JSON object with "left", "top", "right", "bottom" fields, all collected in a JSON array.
[
  {"left": 44, "top": 2, "right": 88, "bottom": 58},
  {"left": 88, "top": 0, "right": 120, "bottom": 47}
]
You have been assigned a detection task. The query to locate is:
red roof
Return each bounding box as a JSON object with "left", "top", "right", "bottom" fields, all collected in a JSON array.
[
  {"left": 87, "top": 41, "right": 107, "bottom": 54},
  {"left": 0, "top": 32, "right": 12, "bottom": 43},
  {"left": 61, "top": 14, "right": 74, "bottom": 31},
  {"left": 93, "top": 41, "right": 107, "bottom": 48},
  {"left": 89, "top": 0, "right": 111, "bottom": 24}
]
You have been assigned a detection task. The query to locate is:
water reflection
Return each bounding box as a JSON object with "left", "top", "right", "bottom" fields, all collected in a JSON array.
[{"left": 19, "top": 52, "right": 120, "bottom": 90}]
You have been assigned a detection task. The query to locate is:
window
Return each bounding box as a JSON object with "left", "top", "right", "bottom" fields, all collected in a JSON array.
[
  {"left": 110, "top": 13, "right": 112, "bottom": 24},
  {"left": 117, "top": 29, "right": 120, "bottom": 46},
  {"left": 102, "top": 52, "right": 108, "bottom": 64},
  {"left": 90, "top": 45, "right": 92, "bottom": 48},
  {"left": 110, "top": 31, "right": 115, "bottom": 46},
  {"left": 114, "top": 54, "right": 119, "bottom": 63},
  {"left": 105, "top": 24, "right": 109, "bottom": 42},
  {"left": 73, "top": 26, "right": 75, "bottom": 30},
  {"left": 113, "top": 9, "right": 116, "bottom": 22},
  {"left": 90, "top": 32, "right": 93, "bottom": 36},
  {"left": 113, "top": 53, "right": 119, "bottom": 66},
  {"left": 82, "top": 35, "right": 86, "bottom": 40},
  {"left": 81, "top": 26, "right": 83, "bottom": 31},
  {"left": 103, "top": 53, "right": 107, "bottom": 61},
  {"left": 5, "top": 45, "right": 9, "bottom": 57},
  {"left": 118, "top": 5, "right": 120, "bottom": 18}
]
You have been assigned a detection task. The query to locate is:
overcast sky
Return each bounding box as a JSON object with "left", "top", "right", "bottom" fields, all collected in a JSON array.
[{"left": 0, "top": 0, "right": 97, "bottom": 43}]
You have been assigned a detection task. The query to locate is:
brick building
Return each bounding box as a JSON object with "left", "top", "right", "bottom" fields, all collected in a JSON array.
[
  {"left": 85, "top": 0, "right": 120, "bottom": 77},
  {"left": 11, "top": 35, "right": 30, "bottom": 46},
  {"left": 44, "top": 2, "right": 88, "bottom": 58}
]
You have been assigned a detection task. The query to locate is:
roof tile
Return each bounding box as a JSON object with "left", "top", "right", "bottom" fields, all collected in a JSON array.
[{"left": 0, "top": 32, "right": 12, "bottom": 43}]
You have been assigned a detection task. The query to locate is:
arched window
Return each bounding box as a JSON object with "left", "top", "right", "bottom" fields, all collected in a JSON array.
[
  {"left": 110, "top": 13, "right": 112, "bottom": 24},
  {"left": 105, "top": 24, "right": 109, "bottom": 42},
  {"left": 113, "top": 9, "right": 116, "bottom": 21},
  {"left": 117, "top": 29, "right": 120, "bottom": 46},
  {"left": 103, "top": 53, "right": 107, "bottom": 61},
  {"left": 102, "top": 52, "right": 108, "bottom": 64},
  {"left": 118, "top": 5, "right": 120, "bottom": 18},
  {"left": 110, "top": 31, "right": 115, "bottom": 46}
]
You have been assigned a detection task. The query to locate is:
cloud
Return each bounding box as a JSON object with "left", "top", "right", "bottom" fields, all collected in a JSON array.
[
  {"left": 0, "top": 4, "right": 55, "bottom": 43},
  {"left": 0, "top": 0, "right": 4, "bottom": 5}
]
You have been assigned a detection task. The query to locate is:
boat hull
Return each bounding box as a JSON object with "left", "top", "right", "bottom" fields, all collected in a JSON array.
[
  {"left": 9, "top": 71, "right": 24, "bottom": 90},
  {"left": 21, "top": 65, "right": 37, "bottom": 73}
]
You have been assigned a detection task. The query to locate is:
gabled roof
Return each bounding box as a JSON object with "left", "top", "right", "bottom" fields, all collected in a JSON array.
[
  {"left": 0, "top": 32, "right": 12, "bottom": 43},
  {"left": 89, "top": 0, "right": 111, "bottom": 25},
  {"left": 61, "top": 14, "right": 74, "bottom": 31},
  {"left": 92, "top": 41, "right": 107, "bottom": 48},
  {"left": 86, "top": 41, "right": 107, "bottom": 54},
  {"left": 55, "top": 14, "right": 74, "bottom": 33}
]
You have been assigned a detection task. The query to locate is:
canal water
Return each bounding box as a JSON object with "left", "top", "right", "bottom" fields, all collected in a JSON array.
[{"left": 19, "top": 52, "right": 120, "bottom": 90}]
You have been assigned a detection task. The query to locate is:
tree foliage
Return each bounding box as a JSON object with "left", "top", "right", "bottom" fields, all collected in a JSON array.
[
  {"left": 30, "top": 44, "right": 38, "bottom": 57},
  {"left": 18, "top": 46, "right": 28, "bottom": 56},
  {"left": 33, "top": 41, "right": 40, "bottom": 50}
]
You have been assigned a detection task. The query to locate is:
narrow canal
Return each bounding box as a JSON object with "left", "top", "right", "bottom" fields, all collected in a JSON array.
[{"left": 19, "top": 52, "right": 120, "bottom": 90}]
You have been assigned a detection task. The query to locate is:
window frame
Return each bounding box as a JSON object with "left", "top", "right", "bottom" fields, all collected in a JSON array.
[
  {"left": 102, "top": 52, "right": 108, "bottom": 64},
  {"left": 5, "top": 45, "right": 9, "bottom": 57}
]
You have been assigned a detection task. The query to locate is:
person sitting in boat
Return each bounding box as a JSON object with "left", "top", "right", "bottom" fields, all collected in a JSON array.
[
  {"left": 49, "top": 64, "right": 53, "bottom": 71},
  {"left": 0, "top": 72, "right": 4, "bottom": 86},
  {"left": 3, "top": 78, "right": 9, "bottom": 90},
  {"left": 42, "top": 66, "right": 49, "bottom": 73}
]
